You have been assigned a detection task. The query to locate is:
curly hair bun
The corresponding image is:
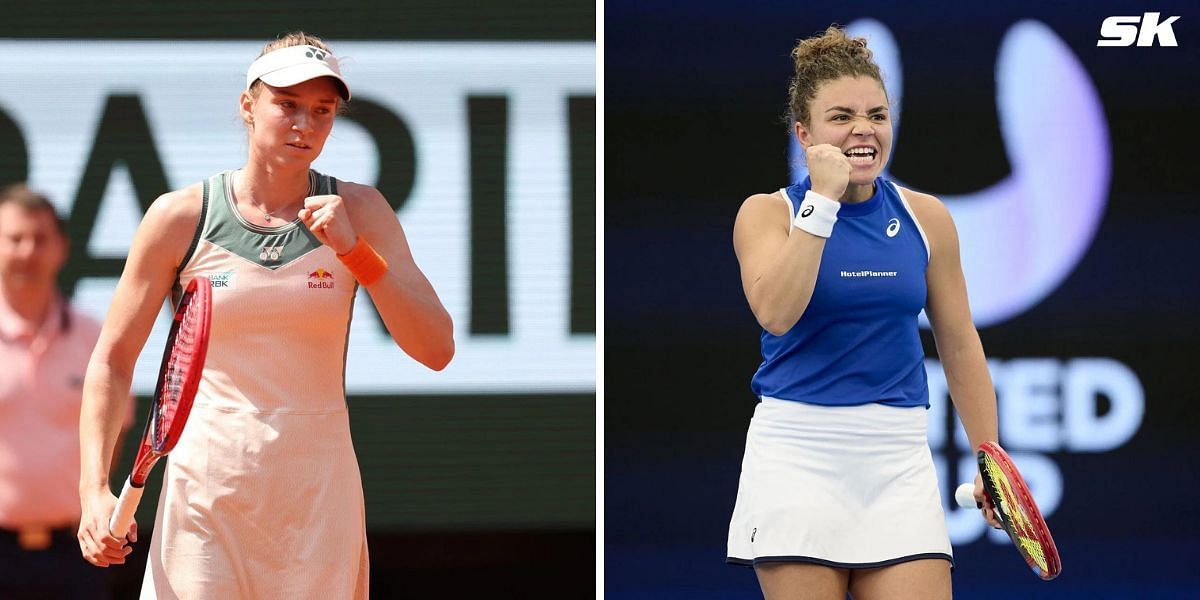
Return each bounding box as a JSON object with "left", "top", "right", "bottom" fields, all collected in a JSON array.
[{"left": 787, "top": 26, "right": 884, "bottom": 127}]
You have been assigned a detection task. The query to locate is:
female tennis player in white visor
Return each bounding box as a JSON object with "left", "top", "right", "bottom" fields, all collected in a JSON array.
[{"left": 79, "top": 32, "right": 453, "bottom": 599}]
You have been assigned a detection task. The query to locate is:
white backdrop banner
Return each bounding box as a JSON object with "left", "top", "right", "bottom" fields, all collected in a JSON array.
[{"left": 0, "top": 40, "right": 596, "bottom": 394}]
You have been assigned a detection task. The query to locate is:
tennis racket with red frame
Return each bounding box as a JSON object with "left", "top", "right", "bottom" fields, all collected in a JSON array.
[
  {"left": 956, "top": 441, "right": 1062, "bottom": 580},
  {"left": 108, "top": 276, "right": 212, "bottom": 538}
]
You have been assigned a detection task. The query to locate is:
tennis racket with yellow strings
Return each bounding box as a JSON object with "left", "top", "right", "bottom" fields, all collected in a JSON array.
[{"left": 955, "top": 441, "right": 1062, "bottom": 580}]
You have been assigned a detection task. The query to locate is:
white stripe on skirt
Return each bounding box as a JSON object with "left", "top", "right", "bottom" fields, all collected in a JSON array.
[{"left": 727, "top": 397, "right": 952, "bottom": 568}]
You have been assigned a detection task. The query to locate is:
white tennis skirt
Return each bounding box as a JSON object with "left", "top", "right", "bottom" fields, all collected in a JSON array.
[{"left": 727, "top": 397, "right": 952, "bottom": 569}]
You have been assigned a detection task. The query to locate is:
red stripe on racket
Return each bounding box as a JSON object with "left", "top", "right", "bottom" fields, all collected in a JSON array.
[
  {"left": 956, "top": 441, "right": 1062, "bottom": 580},
  {"left": 109, "top": 276, "right": 212, "bottom": 537}
]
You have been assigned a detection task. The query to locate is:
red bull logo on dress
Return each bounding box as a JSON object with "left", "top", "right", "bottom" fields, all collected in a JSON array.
[{"left": 307, "top": 268, "right": 335, "bottom": 288}]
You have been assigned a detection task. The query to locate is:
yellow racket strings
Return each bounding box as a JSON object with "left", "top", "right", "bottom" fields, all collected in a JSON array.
[{"left": 982, "top": 453, "right": 1048, "bottom": 572}]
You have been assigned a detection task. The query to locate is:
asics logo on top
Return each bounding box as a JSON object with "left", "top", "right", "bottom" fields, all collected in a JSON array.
[
  {"left": 790, "top": 18, "right": 1111, "bottom": 327},
  {"left": 801, "top": 205, "right": 814, "bottom": 218},
  {"left": 886, "top": 218, "right": 901, "bottom": 238}
]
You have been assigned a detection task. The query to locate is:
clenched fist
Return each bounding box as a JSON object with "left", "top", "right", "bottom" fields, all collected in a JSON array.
[
  {"left": 299, "top": 194, "right": 358, "bottom": 255},
  {"left": 805, "top": 144, "right": 851, "bottom": 201}
]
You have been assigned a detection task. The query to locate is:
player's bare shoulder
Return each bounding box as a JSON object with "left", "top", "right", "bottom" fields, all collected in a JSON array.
[
  {"left": 332, "top": 179, "right": 386, "bottom": 206},
  {"left": 148, "top": 183, "right": 204, "bottom": 225},
  {"left": 332, "top": 179, "right": 389, "bottom": 213},
  {"left": 121, "top": 182, "right": 205, "bottom": 274},
  {"left": 896, "top": 186, "right": 956, "bottom": 253},
  {"left": 332, "top": 179, "right": 395, "bottom": 230},
  {"left": 896, "top": 186, "right": 943, "bottom": 216},
  {"left": 733, "top": 190, "right": 794, "bottom": 263},
  {"left": 736, "top": 190, "right": 793, "bottom": 230},
  {"left": 144, "top": 183, "right": 205, "bottom": 244}
]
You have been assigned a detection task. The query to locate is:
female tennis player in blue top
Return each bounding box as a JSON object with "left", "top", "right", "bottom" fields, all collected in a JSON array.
[{"left": 726, "top": 26, "right": 1003, "bottom": 599}]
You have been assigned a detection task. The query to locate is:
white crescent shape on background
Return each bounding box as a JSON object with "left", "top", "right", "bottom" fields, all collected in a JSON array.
[{"left": 790, "top": 19, "right": 1111, "bottom": 328}]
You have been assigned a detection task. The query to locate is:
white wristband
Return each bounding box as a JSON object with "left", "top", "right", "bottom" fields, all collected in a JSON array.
[{"left": 792, "top": 190, "right": 841, "bottom": 238}]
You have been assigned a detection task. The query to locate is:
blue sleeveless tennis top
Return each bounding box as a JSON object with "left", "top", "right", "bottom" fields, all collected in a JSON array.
[{"left": 750, "top": 177, "right": 931, "bottom": 408}]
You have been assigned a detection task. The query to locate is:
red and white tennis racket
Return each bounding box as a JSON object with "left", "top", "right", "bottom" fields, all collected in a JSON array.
[
  {"left": 108, "top": 276, "right": 212, "bottom": 538},
  {"left": 955, "top": 441, "right": 1062, "bottom": 580}
]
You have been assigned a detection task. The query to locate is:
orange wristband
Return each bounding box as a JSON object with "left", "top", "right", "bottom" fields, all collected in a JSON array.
[{"left": 337, "top": 237, "right": 389, "bottom": 286}]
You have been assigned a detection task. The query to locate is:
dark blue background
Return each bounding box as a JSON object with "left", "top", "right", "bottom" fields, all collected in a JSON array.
[{"left": 606, "top": 1, "right": 1200, "bottom": 597}]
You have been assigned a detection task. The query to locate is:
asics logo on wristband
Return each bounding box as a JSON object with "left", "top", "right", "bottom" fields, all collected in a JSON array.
[
  {"left": 792, "top": 190, "right": 840, "bottom": 238},
  {"left": 886, "top": 218, "right": 901, "bottom": 237}
]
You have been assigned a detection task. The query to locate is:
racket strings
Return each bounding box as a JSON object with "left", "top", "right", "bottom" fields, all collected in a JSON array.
[
  {"left": 982, "top": 455, "right": 1049, "bottom": 572},
  {"left": 153, "top": 295, "right": 201, "bottom": 447}
]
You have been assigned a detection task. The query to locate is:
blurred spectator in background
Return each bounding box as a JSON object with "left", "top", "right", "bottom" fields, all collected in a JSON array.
[{"left": 0, "top": 183, "right": 130, "bottom": 599}]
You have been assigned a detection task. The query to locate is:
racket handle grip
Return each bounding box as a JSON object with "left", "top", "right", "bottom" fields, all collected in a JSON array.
[
  {"left": 109, "top": 478, "right": 144, "bottom": 538},
  {"left": 954, "top": 483, "right": 980, "bottom": 509}
]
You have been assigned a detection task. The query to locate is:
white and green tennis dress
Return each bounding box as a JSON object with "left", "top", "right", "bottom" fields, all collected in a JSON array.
[{"left": 141, "top": 170, "right": 368, "bottom": 599}]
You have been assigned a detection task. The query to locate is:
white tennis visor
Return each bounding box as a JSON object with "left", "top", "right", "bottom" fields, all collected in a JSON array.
[{"left": 245, "top": 45, "right": 351, "bottom": 100}]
